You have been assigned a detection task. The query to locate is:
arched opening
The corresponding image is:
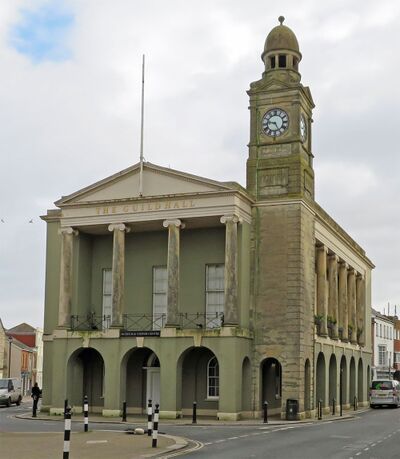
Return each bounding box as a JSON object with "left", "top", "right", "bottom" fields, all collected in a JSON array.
[
  {"left": 121, "top": 347, "right": 160, "bottom": 415},
  {"left": 260, "top": 358, "right": 282, "bottom": 414},
  {"left": 178, "top": 347, "right": 219, "bottom": 418},
  {"left": 241, "top": 357, "right": 252, "bottom": 414},
  {"left": 329, "top": 354, "right": 337, "bottom": 407},
  {"left": 316, "top": 353, "right": 326, "bottom": 406},
  {"left": 67, "top": 348, "right": 104, "bottom": 413},
  {"left": 358, "top": 359, "right": 364, "bottom": 403},
  {"left": 340, "top": 356, "right": 347, "bottom": 406},
  {"left": 304, "top": 359, "right": 311, "bottom": 413},
  {"left": 349, "top": 357, "right": 356, "bottom": 405}
]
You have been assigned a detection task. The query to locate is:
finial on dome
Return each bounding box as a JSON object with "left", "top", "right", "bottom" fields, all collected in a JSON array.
[{"left": 278, "top": 16, "right": 285, "bottom": 25}]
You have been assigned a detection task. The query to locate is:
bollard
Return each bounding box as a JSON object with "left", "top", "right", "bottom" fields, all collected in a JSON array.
[
  {"left": 332, "top": 397, "right": 336, "bottom": 416},
  {"left": 318, "top": 399, "right": 322, "bottom": 420},
  {"left": 64, "top": 399, "right": 68, "bottom": 419},
  {"left": 32, "top": 395, "right": 38, "bottom": 417},
  {"left": 83, "top": 395, "right": 89, "bottom": 432},
  {"left": 63, "top": 406, "right": 72, "bottom": 459},
  {"left": 152, "top": 404, "right": 159, "bottom": 448},
  {"left": 122, "top": 401, "right": 127, "bottom": 422},
  {"left": 263, "top": 401, "right": 268, "bottom": 424},
  {"left": 147, "top": 399, "right": 153, "bottom": 436},
  {"left": 354, "top": 396, "right": 357, "bottom": 411},
  {"left": 192, "top": 401, "right": 197, "bottom": 424}
]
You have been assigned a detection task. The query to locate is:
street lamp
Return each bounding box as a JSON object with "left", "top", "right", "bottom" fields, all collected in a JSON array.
[{"left": 7, "top": 336, "right": 12, "bottom": 378}]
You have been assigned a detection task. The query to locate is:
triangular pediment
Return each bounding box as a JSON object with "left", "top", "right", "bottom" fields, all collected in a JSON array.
[
  {"left": 248, "top": 77, "right": 296, "bottom": 93},
  {"left": 56, "top": 162, "right": 237, "bottom": 206}
]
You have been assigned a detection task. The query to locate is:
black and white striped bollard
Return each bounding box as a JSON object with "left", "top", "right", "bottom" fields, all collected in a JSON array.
[
  {"left": 63, "top": 406, "right": 72, "bottom": 459},
  {"left": 83, "top": 395, "right": 89, "bottom": 432},
  {"left": 152, "top": 404, "right": 159, "bottom": 448},
  {"left": 147, "top": 399, "right": 153, "bottom": 436},
  {"left": 192, "top": 401, "right": 197, "bottom": 424},
  {"left": 64, "top": 399, "right": 68, "bottom": 419},
  {"left": 122, "top": 401, "right": 127, "bottom": 422}
]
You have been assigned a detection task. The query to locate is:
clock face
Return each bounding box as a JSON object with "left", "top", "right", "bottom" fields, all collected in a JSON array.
[
  {"left": 300, "top": 114, "right": 307, "bottom": 142},
  {"left": 262, "top": 108, "right": 289, "bottom": 137}
]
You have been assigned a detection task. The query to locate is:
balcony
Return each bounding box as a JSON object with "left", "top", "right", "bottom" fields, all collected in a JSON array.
[{"left": 69, "top": 312, "right": 224, "bottom": 332}]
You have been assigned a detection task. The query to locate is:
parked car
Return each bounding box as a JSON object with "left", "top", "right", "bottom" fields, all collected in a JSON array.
[
  {"left": 0, "top": 378, "right": 22, "bottom": 407},
  {"left": 370, "top": 379, "right": 400, "bottom": 408}
]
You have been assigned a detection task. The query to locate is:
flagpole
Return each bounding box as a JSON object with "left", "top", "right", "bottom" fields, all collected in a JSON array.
[{"left": 139, "top": 54, "right": 145, "bottom": 196}]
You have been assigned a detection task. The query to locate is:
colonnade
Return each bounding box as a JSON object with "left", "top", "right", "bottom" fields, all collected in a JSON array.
[
  {"left": 57, "top": 215, "right": 240, "bottom": 329},
  {"left": 315, "top": 243, "right": 366, "bottom": 346}
]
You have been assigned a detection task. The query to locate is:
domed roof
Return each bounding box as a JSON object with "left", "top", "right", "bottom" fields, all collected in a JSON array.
[{"left": 264, "top": 16, "right": 300, "bottom": 54}]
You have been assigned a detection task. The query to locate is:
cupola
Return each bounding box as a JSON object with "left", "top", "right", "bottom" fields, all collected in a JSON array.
[{"left": 261, "top": 16, "right": 302, "bottom": 73}]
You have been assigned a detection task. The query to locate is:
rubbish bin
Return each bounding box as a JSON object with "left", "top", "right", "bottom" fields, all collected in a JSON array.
[{"left": 286, "top": 399, "right": 298, "bottom": 420}]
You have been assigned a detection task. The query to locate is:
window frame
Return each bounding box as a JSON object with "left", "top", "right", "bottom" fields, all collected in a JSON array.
[
  {"left": 152, "top": 265, "right": 167, "bottom": 330},
  {"left": 207, "top": 356, "right": 219, "bottom": 400}
]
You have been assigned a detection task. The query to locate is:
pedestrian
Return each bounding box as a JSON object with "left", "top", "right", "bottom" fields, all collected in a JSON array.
[{"left": 31, "top": 382, "right": 42, "bottom": 417}]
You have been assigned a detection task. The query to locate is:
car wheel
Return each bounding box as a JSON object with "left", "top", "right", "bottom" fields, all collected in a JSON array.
[
  {"left": 6, "top": 397, "right": 11, "bottom": 407},
  {"left": 370, "top": 404, "right": 375, "bottom": 409},
  {"left": 16, "top": 396, "right": 21, "bottom": 406}
]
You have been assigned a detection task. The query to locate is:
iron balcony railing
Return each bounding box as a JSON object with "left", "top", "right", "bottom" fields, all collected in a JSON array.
[
  {"left": 123, "top": 313, "right": 167, "bottom": 331},
  {"left": 122, "top": 312, "right": 224, "bottom": 331},
  {"left": 70, "top": 313, "right": 111, "bottom": 331}
]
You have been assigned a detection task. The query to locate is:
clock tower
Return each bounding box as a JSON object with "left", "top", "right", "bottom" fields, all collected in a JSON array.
[{"left": 247, "top": 16, "right": 315, "bottom": 201}]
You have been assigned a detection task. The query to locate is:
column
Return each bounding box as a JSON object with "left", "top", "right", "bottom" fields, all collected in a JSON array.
[
  {"left": 327, "top": 254, "right": 339, "bottom": 339},
  {"left": 316, "top": 245, "right": 328, "bottom": 336},
  {"left": 356, "top": 274, "right": 365, "bottom": 346},
  {"left": 108, "top": 223, "right": 130, "bottom": 327},
  {"left": 58, "top": 227, "right": 78, "bottom": 328},
  {"left": 220, "top": 215, "right": 239, "bottom": 326},
  {"left": 347, "top": 268, "right": 357, "bottom": 344},
  {"left": 338, "top": 261, "right": 349, "bottom": 341},
  {"left": 163, "top": 219, "right": 184, "bottom": 327}
]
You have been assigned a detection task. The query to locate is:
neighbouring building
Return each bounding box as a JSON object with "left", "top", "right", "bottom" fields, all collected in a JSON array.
[
  {"left": 371, "top": 309, "right": 394, "bottom": 380},
  {"left": 41, "top": 17, "right": 374, "bottom": 420},
  {"left": 7, "top": 323, "right": 44, "bottom": 390}
]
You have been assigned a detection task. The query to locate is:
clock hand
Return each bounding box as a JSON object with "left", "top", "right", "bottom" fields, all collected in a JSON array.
[{"left": 269, "top": 121, "right": 278, "bottom": 129}]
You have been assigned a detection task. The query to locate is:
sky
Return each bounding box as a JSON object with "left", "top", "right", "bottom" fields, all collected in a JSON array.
[{"left": 0, "top": 0, "right": 399, "bottom": 329}]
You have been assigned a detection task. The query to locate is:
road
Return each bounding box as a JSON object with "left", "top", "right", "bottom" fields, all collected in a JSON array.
[{"left": 1, "top": 401, "right": 400, "bottom": 458}]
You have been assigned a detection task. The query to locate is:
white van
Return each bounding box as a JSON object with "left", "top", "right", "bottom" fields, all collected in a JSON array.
[
  {"left": 370, "top": 379, "right": 400, "bottom": 408},
  {"left": 0, "top": 378, "right": 22, "bottom": 407}
]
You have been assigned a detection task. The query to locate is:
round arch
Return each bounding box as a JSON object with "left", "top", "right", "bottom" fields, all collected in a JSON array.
[
  {"left": 304, "top": 359, "right": 311, "bottom": 413},
  {"left": 242, "top": 357, "right": 252, "bottom": 414},
  {"left": 329, "top": 354, "right": 337, "bottom": 406},
  {"left": 260, "top": 357, "right": 282, "bottom": 413},
  {"left": 357, "top": 358, "right": 364, "bottom": 403},
  {"left": 349, "top": 357, "right": 356, "bottom": 405},
  {"left": 66, "top": 347, "right": 105, "bottom": 412},
  {"left": 316, "top": 353, "right": 326, "bottom": 406},
  {"left": 177, "top": 346, "right": 219, "bottom": 417},
  {"left": 340, "top": 356, "right": 347, "bottom": 406},
  {"left": 120, "top": 347, "right": 160, "bottom": 414}
]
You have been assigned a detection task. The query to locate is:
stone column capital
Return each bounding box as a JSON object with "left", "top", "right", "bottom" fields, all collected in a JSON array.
[
  {"left": 163, "top": 219, "right": 185, "bottom": 229},
  {"left": 316, "top": 244, "right": 328, "bottom": 255},
  {"left": 339, "top": 260, "right": 349, "bottom": 270},
  {"left": 328, "top": 254, "right": 340, "bottom": 263},
  {"left": 356, "top": 272, "right": 364, "bottom": 280},
  {"left": 108, "top": 223, "right": 131, "bottom": 233},
  {"left": 347, "top": 267, "right": 356, "bottom": 276},
  {"left": 220, "top": 215, "right": 240, "bottom": 225},
  {"left": 58, "top": 227, "right": 79, "bottom": 236}
]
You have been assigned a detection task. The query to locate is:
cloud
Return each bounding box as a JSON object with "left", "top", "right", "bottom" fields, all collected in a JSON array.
[
  {"left": 8, "top": 0, "right": 74, "bottom": 62},
  {"left": 0, "top": 0, "right": 399, "bottom": 328}
]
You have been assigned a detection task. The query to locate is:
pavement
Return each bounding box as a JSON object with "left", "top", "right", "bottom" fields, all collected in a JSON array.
[{"left": 9, "top": 400, "right": 369, "bottom": 459}]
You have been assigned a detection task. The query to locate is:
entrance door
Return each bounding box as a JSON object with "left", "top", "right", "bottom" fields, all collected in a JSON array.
[{"left": 146, "top": 368, "right": 160, "bottom": 406}]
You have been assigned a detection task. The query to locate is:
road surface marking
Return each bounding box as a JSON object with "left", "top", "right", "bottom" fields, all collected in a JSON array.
[{"left": 86, "top": 440, "right": 108, "bottom": 444}]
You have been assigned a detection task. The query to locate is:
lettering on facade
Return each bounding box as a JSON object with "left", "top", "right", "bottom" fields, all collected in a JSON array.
[
  {"left": 259, "top": 144, "right": 291, "bottom": 158},
  {"left": 96, "top": 200, "right": 196, "bottom": 216},
  {"left": 120, "top": 330, "right": 161, "bottom": 337},
  {"left": 258, "top": 168, "right": 289, "bottom": 196}
]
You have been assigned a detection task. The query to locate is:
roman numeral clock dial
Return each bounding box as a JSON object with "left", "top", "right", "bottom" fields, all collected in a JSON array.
[{"left": 262, "top": 108, "right": 289, "bottom": 137}]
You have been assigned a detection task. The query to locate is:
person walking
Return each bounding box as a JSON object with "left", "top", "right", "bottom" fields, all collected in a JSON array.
[{"left": 31, "top": 382, "right": 42, "bottom": 417}]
